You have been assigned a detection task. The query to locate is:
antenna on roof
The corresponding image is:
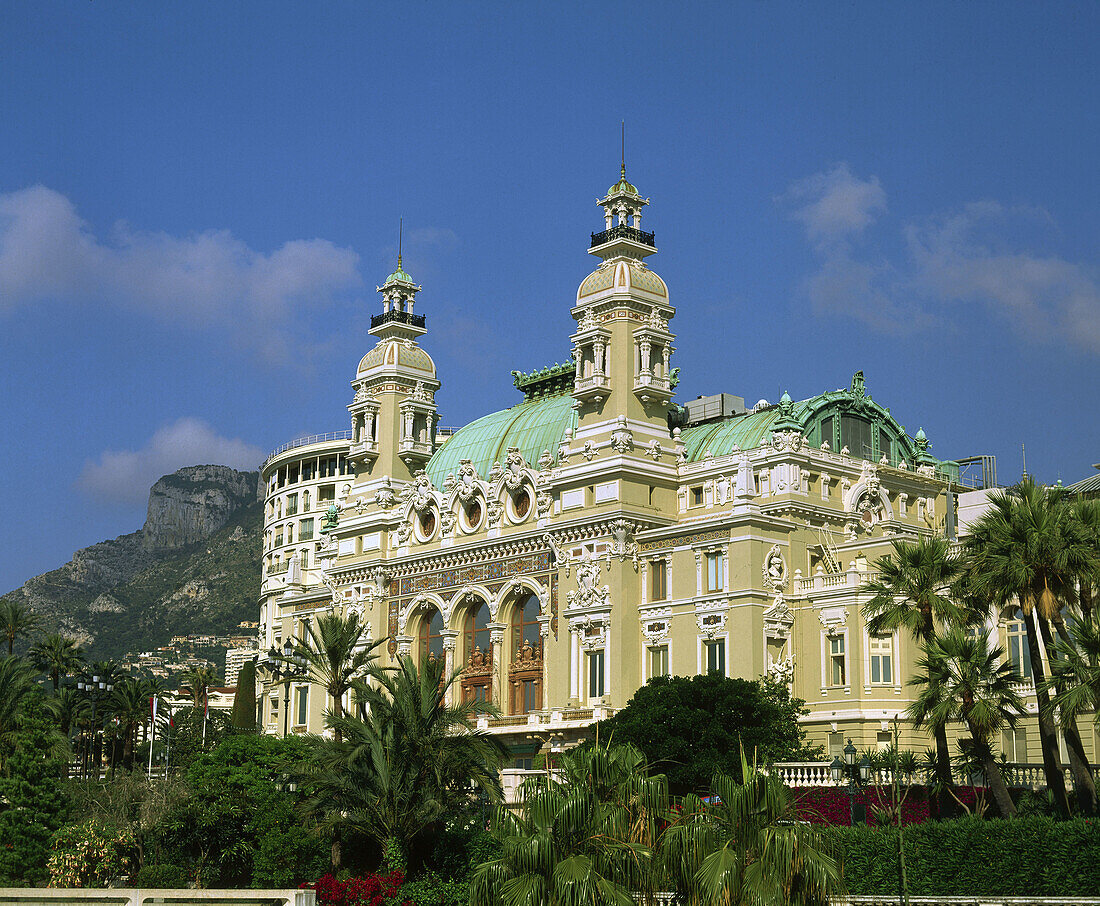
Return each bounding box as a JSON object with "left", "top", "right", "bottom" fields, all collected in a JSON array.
[
  {"left": 397, "top": 217, "right": 403, "bottom": 269},
  {"left": 1022, "top": 443, "right": 1028, "bottom": 480},
  {"left": 621, "top": 120, "right": 626, "bottom": 178}
]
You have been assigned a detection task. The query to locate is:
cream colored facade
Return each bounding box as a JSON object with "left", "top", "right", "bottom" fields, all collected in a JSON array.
[{"left": 257, "top": 167, "right": 1064, "bottom": 762}]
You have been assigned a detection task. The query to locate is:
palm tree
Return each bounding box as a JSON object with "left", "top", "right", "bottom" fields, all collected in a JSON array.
[
  {"left": 180, "top": 665, "right": 220, "bottom": 710},
  {"left": 862, "top": 535, "right": 964, "bottom": 818},
  {"left": 1047, "top": 613, "right": 1100, "bottom": 741},
  {"left": 293, "top": 610, "right": 383, "bottom": 741},
  {"left": 0, "top": 656, "right": 40, "bottom": 768},
  {"left": 910, "top": 628, "right": 1025, "bottom": 818},
  {"left": 0, "top": 600, "right": 39, "bottom": 655},
  {"left": 301, "top": 655, "right": 508, "bottom": 872},
  {"left": 471, "top": 743, "right": 668, "bottom": 906},
  {"left": 106, "top": 678, "right": 149, "bottom": 771},
  {"left": 966, "top": 479, "right": 1097, "bottom": 816},
  {"left": 660, "top": 749, "right": 843, "bottom": 906},
  {"left": 29, "top": 633, "right": 84, "bottom": 692}
]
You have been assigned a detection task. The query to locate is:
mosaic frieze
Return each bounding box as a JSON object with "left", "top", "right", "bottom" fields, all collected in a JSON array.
[
  {"left": 637, "top": 528, "right": 729, "bottom": 553},
  {"left": 397, "top": 551, "right": 551, "bottom": 597}
]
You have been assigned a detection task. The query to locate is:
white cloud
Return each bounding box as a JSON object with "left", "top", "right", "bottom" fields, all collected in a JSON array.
[
  {"left": 0, "top": 185, "right": 362, "bottom": 357},
  {"left": 783, "top": 163, "right": 886, "bottom": 249},
  {"left": 77, "top": 418, "right": 264, "bottom": 507},
  {"left": 785, "top": 169, "right": 1100, "bottom": 352}
]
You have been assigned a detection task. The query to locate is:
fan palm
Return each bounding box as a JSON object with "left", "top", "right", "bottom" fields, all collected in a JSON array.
[
  {"left": 180, "top": 665, "right": 220, "bottom": 709},
  {"left": 861, "top": 535, "right": 964, "bottom": 817},
  {"left": 29, "top": 633, "right": 84, "bottom": 692},
  {"left": 660, "top": 749, "right": 843, "bottom": 906},
  {"left": 471, "top": 743, "right": 667, "bottom": 906},
  {"left": 965, "top": 479, "right": 1097, "bottom": 816},
  {"left": 0, "top": 600, "right": 39, "bottom": 655},
  {"left": 0, "top": 656, "right": 40, "bottom": 768},
  {"left": 1047, "top": 613, "right": 1100, "bottom": 736},
  {"left": 292, "top": 610, "right": 384, "bottom": 740},
  {"left": 910, "top": 628, "right": 1024, "bottom": 818},
  {"left": 106, "top": 677, "right": 149, "bottom": 771},
  {"left": 301, "top": 655, "right": 508, "bottom": 872}
]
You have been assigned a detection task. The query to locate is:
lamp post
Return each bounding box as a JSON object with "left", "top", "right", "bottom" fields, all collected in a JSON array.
[
  {"left": 76, "top": 674, "right": 114, "bottom": 780},
  {"left": 830, "top": 738, "right": 872, "bottom": 825},
  {"left": 260, "top": 640, "right": 308, "bottom": 737}
]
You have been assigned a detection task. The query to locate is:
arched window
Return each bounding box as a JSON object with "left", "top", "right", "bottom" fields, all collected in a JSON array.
[
  {"left": 418, "top": 609, "right": 444, "bottom": 666},
  {"left": 462, "top": 602, "right": 492, "bottom": 703},
  {"left": 511, "top": 593, "right": 542, "bottom": 658},
  {"left": 509, "top": 593, "right": 543, "bottom": 714}
]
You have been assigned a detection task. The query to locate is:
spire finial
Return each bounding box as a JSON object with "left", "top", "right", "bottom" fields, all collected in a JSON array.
[
  {"left": 397, "top": 217, "right": 403, "bottom": 269},
  {"left": 621, "top": 120, "right": 626, "bottom": 178}
]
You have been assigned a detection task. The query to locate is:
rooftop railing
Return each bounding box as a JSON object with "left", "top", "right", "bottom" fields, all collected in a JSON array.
[
  {"left": 370, "top": 309, "right": 426, "bottom": 330},
  {"left": 590, "top": 224, "right": 655, "bottom": 248},
  {"left": 265, "top": 430, "right": 353, "bottom": 465}
]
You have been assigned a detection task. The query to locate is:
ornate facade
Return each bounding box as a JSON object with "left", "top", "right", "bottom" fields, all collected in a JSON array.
[{"left": 258, "top": 166, "right": 976, "bottom": 759}]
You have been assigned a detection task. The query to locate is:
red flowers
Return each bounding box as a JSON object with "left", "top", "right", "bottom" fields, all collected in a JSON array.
[{"left": 305, "top": 872, "right": 412, "bottom": 906}]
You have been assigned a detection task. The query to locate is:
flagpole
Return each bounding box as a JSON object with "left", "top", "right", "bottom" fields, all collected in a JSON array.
[{"left": 148, "top": 696, "right": 157, "bottom": 775}]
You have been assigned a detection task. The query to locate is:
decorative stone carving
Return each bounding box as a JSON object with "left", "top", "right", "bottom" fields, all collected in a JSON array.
[
  {"left": 770, "top": 430, "right": 805, "bottom": 453},
  {"left": 696, "top": 610, "right": 726, "bottom": 639},
  {"left": 818, "top": 607, "right": 849, "bottom": 635},
  {"left": 820, "top": 440, "right": 831, "bottom": 451},
  {"left": 396, "top": 521, "right": 411, "bottom": 546},
  {"left": 767, "top": 656, "right": 794, "bottom": 685},
  {"left": 456, "top": 460, "right": 480, "bottom": 501},
  {"left": 366, "top": 566, "right": 392, "bottom": 603},
  {"left": 607, "top": 518, "right": 639, "bottom": 568},
  {"left": 407, "top": 472, "right": 435, "bottom": 514},
  {"left": 536, "top": 491, "right": 552, "bottom": 518},
  {"left": 567, "top": 552, "right": 610, "bottom": 611},
  {"left": 647, "top": 439, "right": 662, "bottom": 461},
  {"left": 488, "top": 460, "right": 503, "bottom": 483},
  {"left": 504, "top": 447, "right": 526, "bottom": 491},
  {"left": 763, "top": 597, "right": 794, "bottom": 641},
  {"left": 641, "top": 610, "right": 672, "bottom": 644},
  {"left": 486, "top": 499, "right": 504, "bottom": 527},
  {"left": 610, "top": 416, "right": 634, "bottom": 454},
  {"left": 440, "top": 510, "right": 456, "bottom": 537},
  {"left": 582, "top": 440, "right": 597, "bottom": 461},
  {"left": 537, "top": 449, "right": 553, "bottom": 473},
  {"left": 374, "top": 477, "right": 397, "bottom": 509},
  {"left": 558, "top": 429, "right": 573, "bottom": 464},
  {"left": 762, "top": 544, "right": 788, "bottom": 591}
]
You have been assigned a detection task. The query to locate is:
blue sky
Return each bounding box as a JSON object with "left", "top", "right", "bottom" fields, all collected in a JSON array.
[{"left": 3, "top": 2, "right": 1099, "bottom": 594}]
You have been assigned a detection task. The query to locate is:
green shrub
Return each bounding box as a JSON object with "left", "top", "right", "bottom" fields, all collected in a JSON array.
[
  {"left": 824, "top": 815, "right": 1100, "bottom": 896},
  {"left": 135, "top": 862, "right": 188, "bottom": 888}
]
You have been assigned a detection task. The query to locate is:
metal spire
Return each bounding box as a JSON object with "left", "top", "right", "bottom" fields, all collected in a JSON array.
[
  {"left": 621, "top": 120, "right": 626, "bottom": 178},
  {"left": 397, "top": 217, "right": 403, "bottom": 269}
]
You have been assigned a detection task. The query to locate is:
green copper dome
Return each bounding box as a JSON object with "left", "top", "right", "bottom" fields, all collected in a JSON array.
[
  {"left": 607, "top": 176, "right": 639, "bottom": 196},
  {"left": 426, "top": 394, "right": 577, "bottom": 486},
  {"left": 384, "top": 266, "right": 415, "bottom": 285}
]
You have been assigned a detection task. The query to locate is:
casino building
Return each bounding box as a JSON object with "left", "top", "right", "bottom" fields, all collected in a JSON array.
[{"left": 258, "top": 165, "right": 968, "bottom": 759}]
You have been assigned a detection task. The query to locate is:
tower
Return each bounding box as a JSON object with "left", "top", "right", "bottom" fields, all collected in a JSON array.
[
  {"left": 347, "top": 254, "right": 440, "bottom": 487},
  {"left": 572, "top": 163, "right": 676, "bottom": 437}
]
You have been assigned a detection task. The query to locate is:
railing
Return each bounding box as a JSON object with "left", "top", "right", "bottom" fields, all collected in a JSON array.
[
  {"left": 370, "top": 309, "right": 426, "bottom": 330},
  {"left": 265, "top": 430, "right": 352, "bottom": 464},
  {"left": 0, "top": 890, "right": 315, "bottom": 906},
  {"left": 770, "top": 761, "right": 1073, "bottom": 790},
  {"left": 476, "top": 706, "right": 610, "bottom": 732},
  {"left": 590, "top": 224, "right": 655, "bottom": 248}
]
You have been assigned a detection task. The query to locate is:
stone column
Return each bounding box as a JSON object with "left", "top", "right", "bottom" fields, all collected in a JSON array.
[
  {"left": 488, "top": 622, "right": 507, "bottom": 708},
  {"left": 441, "top": 630, "right": 459, "bottom": 708}
]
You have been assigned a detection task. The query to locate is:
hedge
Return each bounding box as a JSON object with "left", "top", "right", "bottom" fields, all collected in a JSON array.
[
  {"left": 823, "top": 816, "right": 1100, "bottom": 896},
  {"left": 790, "top": 785, "right": 990, "bottom": 825}
]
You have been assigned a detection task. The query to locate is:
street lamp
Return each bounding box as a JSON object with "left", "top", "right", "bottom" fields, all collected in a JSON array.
[
  {"left": 830, "top": 738, "right": 872, "bottom": 825},
  {"left": 260, "top": 640, "right": 308, "bottom": 737},
  {"left": 76, "top": 675, "right": 114, "bottom": 780}
]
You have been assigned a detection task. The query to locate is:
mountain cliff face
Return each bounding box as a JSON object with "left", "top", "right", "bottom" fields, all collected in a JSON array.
[
  {"left": 142, "top": 465, "right": 260, "bottom": 551},
  {"left": 1, "top": 465, "right": 262, "bottom": 660}
]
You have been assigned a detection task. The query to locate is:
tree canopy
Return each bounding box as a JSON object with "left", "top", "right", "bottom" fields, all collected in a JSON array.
[{"left": 589, "top": 674, "right": 822, "bottom": 796}]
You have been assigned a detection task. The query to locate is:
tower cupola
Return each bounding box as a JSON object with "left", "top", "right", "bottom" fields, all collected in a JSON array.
[
  {"left": 590, "top": 161, "right": 656, "bottom": 262},
  {"left": 370, "top": 250, "right": 426, "bottom": 341}
]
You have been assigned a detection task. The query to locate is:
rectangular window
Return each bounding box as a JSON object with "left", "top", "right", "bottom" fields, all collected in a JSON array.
[
  {"left": 705, "top": 639, "right": 725, "bottom": 675},
  {"left": 299, "top": 518, "right": 314, "bottom": 541},
  {"left": 705, "top": 552, "right": 723, "bottom": 593},
  {"left": 319, "top": 484, "right": 335, "bottom": 502},
  {"left": 828, "top": 731, "right": 845, "bottom": 759},
  {"left": 691, "top": 486, "right": 704, "bottom": 507},
  {"left": 869, "top": 634, "right": 893, "bottom": 685},
  {"left": 648, "top": 645, "right": 669, "bottom": 679},
  {"left": 820, "top": 416, "right": 834, "bottom": 450},
  {"left": 878, "top": 428, "right": 891, "bottom": 464},
  {"left": 877, "top": 731, "right": 892, "bottom": 751},
  {"left": 841, "top": 415, "right": 874, "bottom": 460},
  {"left": 588, "top": 651, "right": 605, "bottom": 699},
  {"left": 1002, "top": 727, "right": 1027, "bottom": 762},
  {"left": 301, "top": 460, "right": 315, "bottom": 481},
  {"left": 286, "top": 493, "right": 298, "bottom": 516},
  {"left": 830, "top": 635, "right": 846, "bottom": 686},
  {"left": 1007, "top": 618, "right": 1032, "bottom": 680},
  {"left": 295, "top": 686, "right": 308, "bottom": 727},
  {"left": 274, "top": 530, "right": 283, "bottom": 547},
  {"left": 288, "top": 463, "right": 300, "bottom": 484},
  {"left": 650, "top": 560, "right": 667, "bottom": 601}
]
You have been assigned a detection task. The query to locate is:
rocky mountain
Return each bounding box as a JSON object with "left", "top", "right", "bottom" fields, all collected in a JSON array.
[{"left": 1, "top": 465, "right": 263, "bottom": 661}]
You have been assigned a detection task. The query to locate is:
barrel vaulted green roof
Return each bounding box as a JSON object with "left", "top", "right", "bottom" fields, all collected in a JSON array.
[
  {"left": 426, "top": 393, "right": 578, "bottom": 486},
  {"left": 680, "top": 405, "right": 787, "bottom": 460}
]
